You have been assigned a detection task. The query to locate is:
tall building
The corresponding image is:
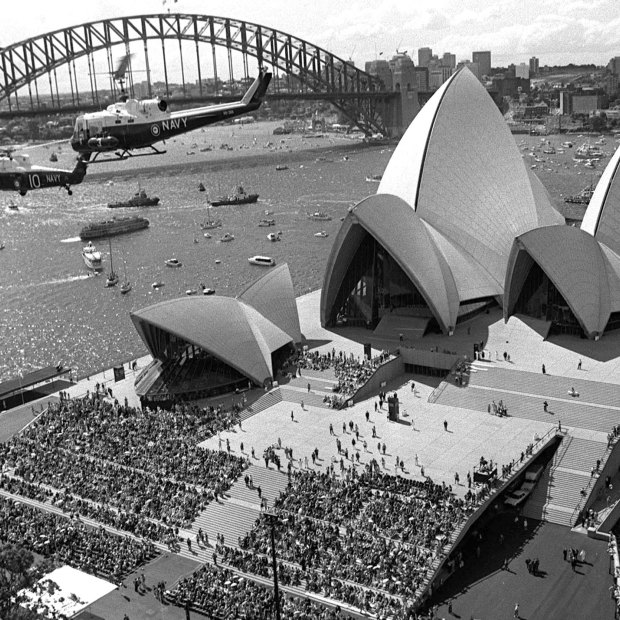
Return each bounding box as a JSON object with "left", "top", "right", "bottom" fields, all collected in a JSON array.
[
  {"left": 413, "top": 66, "right": 429, "bottom": 91},
  {"left": 608, "top": 57, "right": 620, "bottom": 77},
  {"left": 418, "top": 47, "right": 432, "bottom": 68},
  {"left": 365, "top": 59, "right": 393, "bottom": 90},
  {"left": 442, "top": 53, "right": 456, "bottom": 69},
  {"left": 515, "top": 63, "right": 530, "bottom": 79},
  {"left": 529, "top": 56, "right": 539, "bottom": 76},
  {"left": 472, "top": 51, "right": 491, "bottom": 78},
  {"left": 457, "top": 60, "right": 480, "bottom": 80}
]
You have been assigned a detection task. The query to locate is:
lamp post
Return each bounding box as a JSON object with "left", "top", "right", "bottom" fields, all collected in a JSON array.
[{"left": 264, "top": 511, "right": 283, "bottom": 620}]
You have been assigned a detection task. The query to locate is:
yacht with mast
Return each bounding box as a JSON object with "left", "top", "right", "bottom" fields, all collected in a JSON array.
[{"left": 105, "top": 238, "right": 119, "bottom": 287}]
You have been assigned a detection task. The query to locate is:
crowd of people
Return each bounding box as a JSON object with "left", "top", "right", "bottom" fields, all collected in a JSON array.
[
  {"left": 166, "top": 563, "right": 348, "bottom": 619},
  {"left": 297, "top": 348, "right": 391, "bottom": 404},
  {"left": 0, "top": 496, "right": 157, "bottom": 584},
  {"left": 0, "top": 393, "right": 249, "bottom": 536},
  {"left": 188, "top": 462, "right": 475, "bottom": 615}
]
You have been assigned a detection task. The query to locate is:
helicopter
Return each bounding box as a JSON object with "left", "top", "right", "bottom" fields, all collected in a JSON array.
[
  {"left": 0, "top": 148, "right": 88, "bottom": 195},
  {"left": 70, "top": 58, "right": 272, "bottom": 162}
]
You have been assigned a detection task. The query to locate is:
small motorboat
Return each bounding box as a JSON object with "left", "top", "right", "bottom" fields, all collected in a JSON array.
[
  {"left": 215, "top": 259, "right": 222, "bottom": 264},
  {"left": 258, "top": 219, "right": 276, "bottom": 227},
  {"left": 267, "top": 232, "right": 281, "bottom": 242},
  {"left": 120, "top": 281, "right": 132, "bottom": 294},
  {"left": 220, "top": 233, "right": 235, "bottom": 242},
  {"left": 8, "top": 202, "right": 18, "bottom": 211},
  {"left": 165, "top": 258, "right": 182, "bottom": 268},
  {"left": 152, "top": 281, "right": 165, "bottom": 289},
  {"left": 186, "top": 289, "right": 198, "bottom": 296},
  {"left": 248, "top": 255, "right": 276, "bottom": 267},
  {"left": 275, "top": 164, "right": 288, "bottom": 171},
  {"left": 203, "top": 232, "right": 212, "bottom": 239},
  {"left": 314, "top": 231, "right": 329, "bottom": 238},
  {"left": 201, "top": 285, "right": 216, "bottom": 295},
  {"left": 365, "top": 174, "right": 383, "bottom": 183}
]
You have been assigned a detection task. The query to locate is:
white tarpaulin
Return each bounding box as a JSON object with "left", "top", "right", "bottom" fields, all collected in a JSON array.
[{"left": 18, "top": 565, "right": 116, "bottom": 618}]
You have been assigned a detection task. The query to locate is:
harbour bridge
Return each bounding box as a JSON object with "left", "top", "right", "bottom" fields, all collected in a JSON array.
[{"left": 0, "top": 14, "right": 403, "bottom": 135}]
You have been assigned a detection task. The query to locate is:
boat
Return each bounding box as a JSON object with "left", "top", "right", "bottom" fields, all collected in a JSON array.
[
  {"left": 0, "top": 242, "right": 4, "bottom": 250},
  {"left": 365, "top": 174, "right": 383, "bottom": 182},
  {"left": 203, "top": 232, "right": 212, "bottom": 239},
  {"left": 267, "top": 232, "right": 281, "bottom": 242},
  {"left": 202, "top": 286, "right": 216, "bottom": 295},
  {"left": 108, "top": 188, "right": 160, "bottom": 209},
  {"left": 105, "top": 238, "right": 118, "bottom": 287},
  {"left": 152, "top": 281, "right": 165, "bottom": 289},
  {"left": 81, "top": 241, "right": 103, "bottom": 271},
  {"left": 542, "top": 146, "right": 555, "bottom": 154},
  {"left": 248, "top": 255, "right": 276, "bottom": 267},
  {"left": 79, "top": 216, "right": 149, "bottom": 240},
  {"left": 165, "top": 258, "right": 182, "bottom": 268},
  {"left": 258, "top": 219, "right": 275, "bottom": 227},
  {"left": 200, "top": 218, "right": 222, "bottom": 230},
  {"left": 8, "top": 202, "right": 18, "bottom": 211},
  {"left": 198, "top": 182, "right": 206, "bottom": 192},
  {"left": 307, "top": 211, "right": 332, "bottom": 221},
  {"left": 561, "top": 141, "right": 573, "bottom": 148},
  {"left": 564, "top": 184, "right": 595, "bottom": 205},
  {"left": 275, "top": 164, "right": 288, "bottom": 171},
  {"left": 120, "top": 261, "right": 132, "bottom": 294},
  {"left": 186, "top": 289, "right": 198, "bottom": 296},
  {"left": 573, "top": 143, "right": 605, "bottom": 160},
  {"left": 220, "top": 233, "right": 235, "bottom": 242},
  {"left": 314, "top": 230, "right": 329, "bottom": 237},
  {"left": 209, "top": 185, "right": 259, "bottom": 207},
  {"left": 215, "top": 259, "right": 221, "bottom": 264}
]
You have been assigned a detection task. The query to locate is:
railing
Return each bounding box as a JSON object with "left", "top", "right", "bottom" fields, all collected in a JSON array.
[
  {"left": 414, "top": 427, "right": 561, "bottom": 610},
  {"left": 570, "top": 435, "right": 619, "bottom": 527}
]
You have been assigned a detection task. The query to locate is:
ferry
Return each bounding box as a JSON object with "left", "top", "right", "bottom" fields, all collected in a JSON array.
[
  {"left": 307, "top": 211, "right": 332, "bottom": 221},
  {"left": 248, "top": 255, "right": 276, "bottom": 267},
  {"left": 209, "top": 185, "right": 259, "bottom": 207},
  {"left": 79, "top": 216, "right": 150, "bottom": 240},
  {"left": 108, "top": 189, "right": 160, "bottom": 209},
  {"left": 81, "top": 242, "right": 103, "bottom": 271}
]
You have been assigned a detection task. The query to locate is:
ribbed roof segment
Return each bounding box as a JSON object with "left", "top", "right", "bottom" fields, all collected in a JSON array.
[
  {"left": 238, "top": 263, "right": 301, "bottom": 342},
  {"left": 379, "top": 67, "right": 563, "bottom": 287},
  {"left": 505, "top": 226, "right": 612, "bottom": 338},
  {"left": 582, "top": 144, "right": 620, "bottom": 256}
]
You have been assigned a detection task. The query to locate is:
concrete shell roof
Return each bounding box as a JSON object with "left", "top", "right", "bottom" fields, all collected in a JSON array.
[
  {"left": 512, "top": 226, "right": 611, "bottom": 337},
  {"left": 582, "top": 144, "right": 620, "bottom": 256},
  {"left": 131, "top": 296, "right": 292, "bottom": 385},
  {"left": 237, "top": 263, "right": 301, "bottom": 342},
  {"left": 378, "top": 67, "right": 563, "bottom": 287}
]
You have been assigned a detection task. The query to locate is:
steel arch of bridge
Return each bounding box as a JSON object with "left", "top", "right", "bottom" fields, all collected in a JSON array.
[{"left": 0, "top": 13, "right": 390, "bottom": 134}]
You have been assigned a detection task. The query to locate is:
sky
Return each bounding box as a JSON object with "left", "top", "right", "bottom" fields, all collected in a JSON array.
[{"left": 0, "top": 0, "right": 618, "bottom": 68}]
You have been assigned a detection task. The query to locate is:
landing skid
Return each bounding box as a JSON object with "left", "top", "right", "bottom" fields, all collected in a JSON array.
[{"left": 87, "top": 146, "right": 167, "bottom": 164}]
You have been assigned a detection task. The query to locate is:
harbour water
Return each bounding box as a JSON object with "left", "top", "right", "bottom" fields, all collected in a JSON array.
[
  {"left": 0, "top": 124, "right": 392, "bottom": 380},
  {"left": 0, "top": 122, "right": 612, "bottom": 382}
]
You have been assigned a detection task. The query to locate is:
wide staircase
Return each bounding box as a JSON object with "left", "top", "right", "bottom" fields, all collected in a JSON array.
[
  {"left": 239, "top": 389, "right": 283, "bottom": 422},
  {"left": 279, "top": 370, "right": 339, "bottom": 410},
  {"left": 176, "top": 463, "right": 289, "bottom": 563},
  {"left": 522, "top": 434, "right": 608, "bottom": 526}
]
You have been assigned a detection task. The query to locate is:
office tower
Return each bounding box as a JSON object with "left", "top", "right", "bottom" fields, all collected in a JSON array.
[
  {"left": 418, "top": 47, "right": 432, "bottom": 67},
  {"left": 472, "top": 51, "right": 491, "bottom": 78}
]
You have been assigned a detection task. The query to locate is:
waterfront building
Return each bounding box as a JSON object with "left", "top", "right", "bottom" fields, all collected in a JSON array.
[
  {"left": 472, "top": 51, "right": 491, "bottom": 79},
  {"left": 131, "top": 264, "right": 301, "bottom": 403}
]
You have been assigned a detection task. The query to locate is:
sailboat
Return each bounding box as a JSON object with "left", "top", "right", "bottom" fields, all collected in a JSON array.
[
  {"left": 200, "top": 205, "right": 222, "bottom": 230},
  {"left": 120, "top": 260, "right": 132, "bottom": 294},
  {"left": 105, "top": 237, "right": 119, "bottom": 287}
]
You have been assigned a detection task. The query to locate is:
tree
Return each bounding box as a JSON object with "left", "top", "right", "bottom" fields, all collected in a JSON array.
[{"left": 0, "top": 544, "right": 39, "bottom": 620}]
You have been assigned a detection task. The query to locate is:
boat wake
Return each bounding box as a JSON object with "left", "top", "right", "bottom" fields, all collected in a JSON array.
[
  {"left": 41, "top": 274, "right": 91, "bottom": 286},
  {"left": 60, "top": 236, "right": 82, "bottom": 243}
]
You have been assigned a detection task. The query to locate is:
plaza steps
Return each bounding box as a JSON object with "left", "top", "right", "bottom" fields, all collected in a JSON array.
[
  {"left": 372, "top": 314, "right": 431, "bottom": 340},
  {"left": 279, "top": 386, "right": 332, "bottom": 409},
  {"left": 287, "top": 374, "right": 338, "bottom": 392},
  {"left": 239, "top": 389, "right": 282, "bottom": 422},
  {"left": 180, "top": 464, "right": 289, "bottom": 563},
  {"left": 521, "top": 434, "right": 607, "bottom": 527}
]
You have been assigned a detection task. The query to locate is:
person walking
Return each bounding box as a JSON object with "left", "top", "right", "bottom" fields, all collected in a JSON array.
[
  {"left": 577, "top": 359, "right": 582, "bottom": 370},
  {"left": 443, "top": 419, "right": 448, "bottom": 431},
  {"left": 542, "top": 364, "right": 546, "bottom": 374},
  {"left": 543, "top": 400, "right": 548, "bottom": 413}
]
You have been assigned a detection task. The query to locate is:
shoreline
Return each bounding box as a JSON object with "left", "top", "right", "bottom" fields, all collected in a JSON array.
[{"left": 83, "top": 140, "right": 384, "bottom": 184}]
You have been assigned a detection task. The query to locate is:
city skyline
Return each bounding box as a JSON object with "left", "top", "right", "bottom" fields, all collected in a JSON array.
[{"left": 0, "top": 0, "right": 618, "bottom": 69}]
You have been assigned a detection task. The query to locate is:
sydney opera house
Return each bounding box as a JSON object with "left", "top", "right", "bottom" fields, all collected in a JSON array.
[
  {"left": 321, "top": 68, "right": 620, "bottom": 341},
  {"left": 130, "top": 264, "right": 301, "bottom": 404}
]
